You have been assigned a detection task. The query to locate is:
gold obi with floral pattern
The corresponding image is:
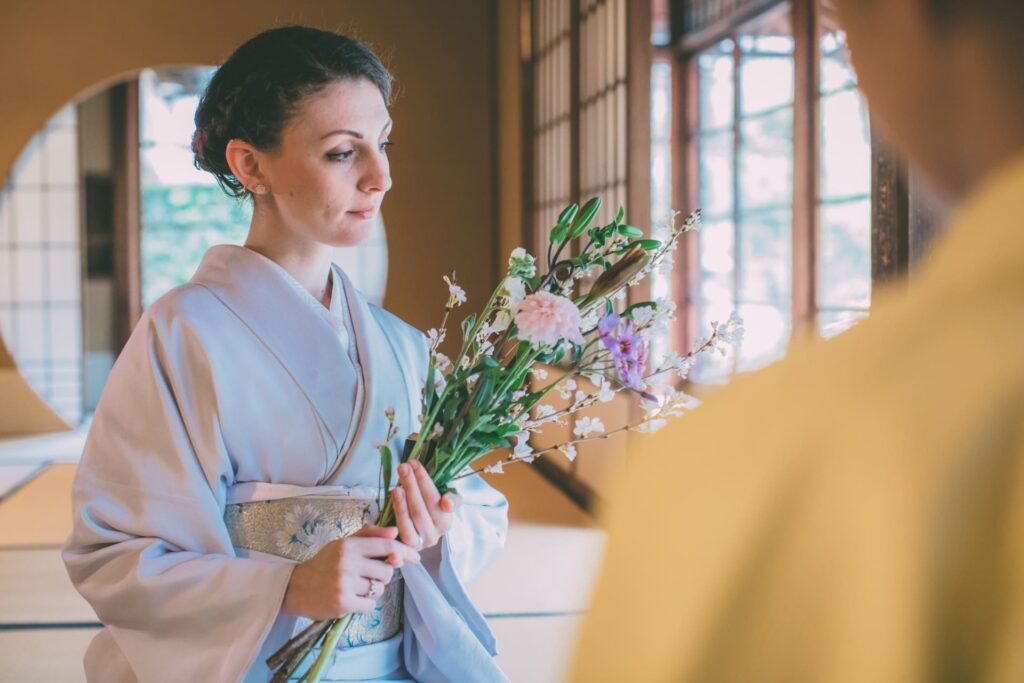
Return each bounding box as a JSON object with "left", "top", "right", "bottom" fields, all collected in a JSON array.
[{"left": 223, "top": 496, "right": 403, "bottom": 648}]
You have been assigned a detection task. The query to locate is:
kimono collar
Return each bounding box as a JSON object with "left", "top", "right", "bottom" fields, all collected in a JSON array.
[{"left": 189, "top": 245, "right": 371, "bottom": 456}]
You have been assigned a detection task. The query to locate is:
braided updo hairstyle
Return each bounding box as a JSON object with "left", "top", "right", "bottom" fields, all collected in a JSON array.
[{"left": 192, "top": 26, "right": 393, "bottom": 199}]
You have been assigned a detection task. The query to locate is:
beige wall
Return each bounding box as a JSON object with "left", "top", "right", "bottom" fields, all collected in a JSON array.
[{"left": 0, "top": 0, "right": 500, "bottom": 373}]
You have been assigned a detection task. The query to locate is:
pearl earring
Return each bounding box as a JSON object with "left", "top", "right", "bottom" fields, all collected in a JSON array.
[{"left": 253, "top": 184, "right": 268, "bottom": 195}]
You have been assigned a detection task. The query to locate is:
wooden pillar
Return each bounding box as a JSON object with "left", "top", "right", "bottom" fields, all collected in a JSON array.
[
  {"left": 111, "top": 80, "right": 142, "bottom": 350},
  {"left": 791, "top": 0, "right": 818, "bottom": 338}
]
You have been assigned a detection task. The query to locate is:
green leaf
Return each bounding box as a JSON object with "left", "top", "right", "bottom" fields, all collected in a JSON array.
[
  {"left": 569, "top": 197, "right": 602, "bottom": 239},
  {"left": 624, "top": 301, "right": 657, "bottom": 317},
  {"left": 553, "top": 344, "right": 566, "bottom": 364},
  {"left": 470, "top": 357, "right": 502, "bottom": 375},
  {"left": 474, "top": 416, "right": 499, "bottom": 433},
  {"left": 557, "top": 202, "right": 579, "bottom": 226},
  {"left": 443, "top": 397, "right": 460, "bottom": 425},
  {"left": 618, "top": 224, "right": 643, "bottom": 238},
  {"left": 424, "top": 362, "right": 437, "bottom": 411},
  {"left": 461, "top": 313, "right": 477, "bottom": 341},
  {"left": 551, "top": 222, "right": 569, "bottom": 245},
  {"left": 433, "top": 446, "right": 452, "bottom": 469},
  {"left": 497, "top": 423, "right": 522, "bottom": 438},
  {"left": 477, "top": 433, "right": 512, "bottom": 449},
  {"left": 635, "top": 239, "right": 662, "bottom": 250},
  {"left": 378, "top": 445, "right": 393, "bottom": 491},
  {"left": 476, "top": 371, "right": 496, "bottom": 407},
  {"left": 615, "top": 205, "right": 625, "bottom": 224},
  {"left": 522, "top": 389, "right": 547, "bottom": 405},
  {"left": 572, "top": 344, "right": 583, "bottom": 364}
]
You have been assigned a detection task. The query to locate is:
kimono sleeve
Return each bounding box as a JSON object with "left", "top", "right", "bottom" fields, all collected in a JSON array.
[
  {"left": 400, "top": 472, "right": 510, "bottom": 682},
  {"left": 431, "top": 471, "right": 508, "bottom": 586},
  {"left": 61, "top": 291, "right": 295, "bottom": 683}
]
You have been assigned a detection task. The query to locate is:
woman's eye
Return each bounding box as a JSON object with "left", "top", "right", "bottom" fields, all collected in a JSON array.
[
  {"left": 379, "top": 141, "right": 392, "bottom": 153},
  {"left": 327, "top": 150, "right": 355, "bottom": 162}
]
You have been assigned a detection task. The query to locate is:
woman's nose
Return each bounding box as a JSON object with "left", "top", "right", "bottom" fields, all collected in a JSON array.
[{"left": 360, "top": 151, "right": 392, "bottom": 194}]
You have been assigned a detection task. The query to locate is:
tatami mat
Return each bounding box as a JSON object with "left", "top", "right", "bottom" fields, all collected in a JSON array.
[
  {"left": 490, "top": 614, "right": 584, "bottom": 682},
  {"left": 0, "top": 618, "right": 581, "bottom": 683},
  {"left": 473, "top": 464, "right": 605, "bottom": 615},
  {"left": 0, "top": 627, "right": 96, "bottom": 682},
  {"left": 0, "top": 549, "right": 95, "bottom": 624},
  {"left": 0, "top": 463, "right": 46, "bottom": 501},
  {"left": 0, "top": 463, "right": 75, "bottom": 547}
]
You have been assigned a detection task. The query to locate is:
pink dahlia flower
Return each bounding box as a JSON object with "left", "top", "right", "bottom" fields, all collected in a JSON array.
[{"left": 514, "top": 291, "right": 585, "bottom": 347}]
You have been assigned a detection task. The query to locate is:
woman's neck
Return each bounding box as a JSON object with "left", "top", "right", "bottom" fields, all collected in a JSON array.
[{"left": 244, "top": 221, "right": 334, "bottom": 306}]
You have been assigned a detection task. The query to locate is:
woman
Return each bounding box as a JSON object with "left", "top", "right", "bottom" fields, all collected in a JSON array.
[{"left": 62, "top": 26, "right": 509, "bottom": 682}]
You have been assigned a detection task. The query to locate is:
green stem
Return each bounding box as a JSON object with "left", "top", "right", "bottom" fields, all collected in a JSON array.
[
  {"left": 299, "top": 614, "right": 354, "bottom": 682},
  {"left": 437, "top": 343, "right": 545, "bottom": 485},
  {"left": 432, "top": 331, "right": 526, "bottom": 478},
  {"left": 409, "top": 288, "right": 507, "bottom": 467},
  {"left": 411, "top": 282, "right": 507, "bottom": 464},
  {"left": 268, "top": 620, "right": 332, "bottom": 680},
  {"left": 452, "top": 285, "right": 503, "bottom": 372},
  {"left": 455, "top": 423, "right": 636, "bottom": 481},
  {"left": 491, "top": 344, "right": 538, "bottom": 405}
]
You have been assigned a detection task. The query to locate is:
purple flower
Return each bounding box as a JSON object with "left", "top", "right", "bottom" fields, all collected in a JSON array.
[{"left": 597, "top": 313, "right": 649, "bottom": 390}]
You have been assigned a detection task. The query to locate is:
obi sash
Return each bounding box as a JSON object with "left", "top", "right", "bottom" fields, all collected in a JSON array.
[
  {"left": 226, "top": 481, "right": 508, "bottom": 683},
  {"left": 224, "top": 495, "right": 404, "bottom": 649}
]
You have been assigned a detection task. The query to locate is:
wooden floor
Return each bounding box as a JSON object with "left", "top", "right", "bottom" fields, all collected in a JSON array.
[{"left": 0, "top": 430, "right": 604, "bottom": 682}]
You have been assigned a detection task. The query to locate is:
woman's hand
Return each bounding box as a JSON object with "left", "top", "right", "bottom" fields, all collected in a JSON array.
[
  {"left": 282, "top": 524, "right": 420, "bottom": 620},
  {"left": 391, "top": 460, "right": 462, "bottom": 551}
]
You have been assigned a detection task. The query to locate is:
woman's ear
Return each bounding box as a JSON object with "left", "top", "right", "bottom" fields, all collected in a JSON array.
[{"left": 225, "top": 138, "right": 267, "bottom": 192}]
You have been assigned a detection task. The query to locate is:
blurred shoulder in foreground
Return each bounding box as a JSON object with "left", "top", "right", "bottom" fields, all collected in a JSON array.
[
  {"left": 572, "top": 0, "right": 1024, "bottom": 680},
  {"left": 573, "top": 153, "right": 1024, "bottom": 681}
]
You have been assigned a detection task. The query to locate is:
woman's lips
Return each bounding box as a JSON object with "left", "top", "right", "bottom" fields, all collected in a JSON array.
[{"left": 348, "top": 207, "right": 377, "bottom": 219}]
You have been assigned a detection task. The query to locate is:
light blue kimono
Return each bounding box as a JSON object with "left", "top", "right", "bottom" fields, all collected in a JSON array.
[{"left": 62, "top": 245, "right": 510, "bottom": 682}]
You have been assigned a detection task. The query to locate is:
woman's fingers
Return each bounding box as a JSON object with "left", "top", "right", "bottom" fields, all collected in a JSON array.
[
  {"left": 338, "top": 570, "right": 381, "bottom": 614},
  {"left": 410, "top": 461, "right": 456, "bottom": 529},
  {"left": 358, "top": 576, "right": 385, "bottom": 599},
  {"left": 410, "top": 460, "right": 441, "bottom": 506},
  {"left": 346, "top": 536, "right": 420, "bottom": 565},
  {"left": 391, "top": 487, "right": 421, "bottom": 548},
  {"left": 345, "top": 594, "right": 378, "bottom": 614},
  {"left": 399, "top": 463, "right": 437, "bottom": 542},
  {"left": 349, "top": 526, "right": 410, "bottom": 566},
  {"left": 352, "top": 524, "right": 399, "bottom": 540},
  {"left": 355, "top": 557, "right": 395, "bottom": 585},
  {"left": 440, "top": 492, "right": 461, "bottom": 514}
]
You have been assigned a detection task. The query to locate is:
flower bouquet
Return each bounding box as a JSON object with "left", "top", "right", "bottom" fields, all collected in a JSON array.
[{"left": 267, "top": 199, "right": 742, "bottom": 681}]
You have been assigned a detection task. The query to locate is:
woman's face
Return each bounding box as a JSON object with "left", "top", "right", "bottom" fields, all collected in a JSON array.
[{"left": 256, "top": 78, "right": 393, "bottom": 247}]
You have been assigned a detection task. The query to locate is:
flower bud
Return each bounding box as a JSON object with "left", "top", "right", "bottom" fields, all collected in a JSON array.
[{"left": 584, "top": 244, "right": 650, "bottom": 304}]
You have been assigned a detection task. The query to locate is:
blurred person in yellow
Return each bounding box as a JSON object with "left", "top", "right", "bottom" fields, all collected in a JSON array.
[{"left": 572, "top": 1, "right": 1024, "bottom": 681}]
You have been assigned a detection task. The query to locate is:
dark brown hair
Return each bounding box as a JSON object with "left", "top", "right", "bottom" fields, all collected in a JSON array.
[
  {"left": 925, "top": 0, "right": 1024, "bottom": 39},
  {"left": 192, "top": 26, "right": 393, "bottom": 199}
]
